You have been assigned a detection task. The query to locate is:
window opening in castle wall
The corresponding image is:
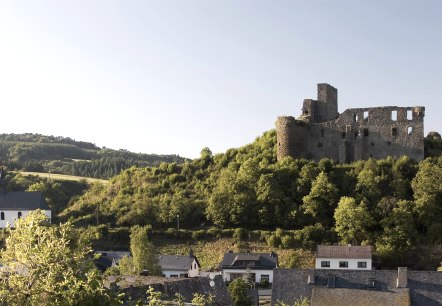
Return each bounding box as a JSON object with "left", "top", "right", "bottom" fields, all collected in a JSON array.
[
  {"left": 408, "top": 127, "right": 413, "bottom": 135},
  {"left": 407, "top": 110, "right": 413, "bottom": 120},
  {"left": 391, "top": 110, "right": 398, "bottom": 121},
  {"left": 363, "top": 128, "right": 369, "bottom": 137},
  {"left": 363, "top": 111, "right": 369, "bottom": 120}
]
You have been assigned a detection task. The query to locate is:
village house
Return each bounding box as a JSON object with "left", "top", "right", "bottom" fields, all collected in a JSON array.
[
  {"left": 315, "top": 245, "right": 372, "bottom": 270},
  {"left": 219, "top": 251, "right": 278, "bottom": 283},
  {"left": 158, "top": 251, "right": 200, "bottom": 278},
  {"left": 0, "top": 191, "right": 51, "bottom": 228}
]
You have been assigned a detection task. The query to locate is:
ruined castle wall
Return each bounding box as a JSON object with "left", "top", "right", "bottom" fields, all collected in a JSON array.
[
  {"left": 336, "top": 106, "right": 425, "bottom": 161},
  {"left": 276, "top": 106, "right": 425, "bottom": 163},
  {"left": 317, "top": 84, "right": 338, "bottom": 122}
]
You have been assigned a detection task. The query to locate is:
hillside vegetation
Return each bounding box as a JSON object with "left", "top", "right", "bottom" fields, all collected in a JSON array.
[
  {"left": 61, "top": 130, "right": 442, "bottom": 267},
  {"left": 0, "top": 133, "right": 186, "bottom": 179}
]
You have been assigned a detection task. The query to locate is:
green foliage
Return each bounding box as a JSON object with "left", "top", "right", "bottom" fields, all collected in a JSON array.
[
  {"left": 129, "top": 225, "right": 161, "bottom": 275},
  {"left": 0, "top": 133, "right": 186, "bottom": 179},
  {"left": 191, "top": 293, "right": 214, "bottom": 306},
  {"left": 334, "top": 197, "right": 374, "bottom": 245},
  {"left": 276, "top": 297, "right": 310, "bottom": 306},
  {"left": 228, "top": 278, "right": 253, "bottom": 306},
  {"left": 0, "top": 210, "right": 119, "bottom": 306}
]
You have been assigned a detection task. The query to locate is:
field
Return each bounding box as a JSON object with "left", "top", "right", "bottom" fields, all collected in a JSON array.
[{"left": 15, "top": 171, "right": 108, "bottom": 185}]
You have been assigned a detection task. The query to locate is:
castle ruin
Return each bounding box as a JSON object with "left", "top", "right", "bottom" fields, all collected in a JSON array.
[{"left": 276, "top": 84, "right": 425, "bottom": 163}]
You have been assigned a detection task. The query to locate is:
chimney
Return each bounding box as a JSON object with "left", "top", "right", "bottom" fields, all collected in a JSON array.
[{"left": 397, "top": 267, "right": 408, "bottom": 288}]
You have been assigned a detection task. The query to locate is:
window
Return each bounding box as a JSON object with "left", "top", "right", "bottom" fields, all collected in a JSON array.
[
  {"left": 391, "top": 110, "right": 397, "bottom": 121},
  {"left": 321, "top": 261, "right": 330, "bottom": 268},
  {"left": 261, "top": 275, "right": 270, "bottom": 282},
  {"left": 341, "top": 132, "right": 346, "bottom": 139},
  {"left": 320, "top": 129, "right": 325, "bottom": 137},
  {"left": 353, "top": 114, "right": 358, "bottom": 122},
  {"left": 339, "top": 261, "right": 348, "bottom": 268},
  {"left": 387, "top": 141, "right": 392, "bottom": 145},
  {"left": 363, "top": 128, "right": 369, "bottom": 137},
  {"left": 392, "top": 127, "right": 398, "bottom": 136},
  {"left": 358, "top": 261, "right": 367, "bottom": 268},
  {"left": 0, "top": 212, "right": 4, "bottom": 220},
  {"left": 368, "top": 278, "right": 376, "bottom": 288},
  {"left": 18, "top": 211, "right": 22, "bottom": 218},
  {"left": 407, "top": 110, "right": 413, "bottom": 120},
  {"left": 408, "top": 127, "right": 413, "bottom": 135},
  {"left": 364, "top": 111, "right": 369, "bottom": 120},
  {"left": 371, "top": 142, "right": 375, "bottom": 146},
  {"left": 317, "top": 143, "right": 323, "bottom": 148}
]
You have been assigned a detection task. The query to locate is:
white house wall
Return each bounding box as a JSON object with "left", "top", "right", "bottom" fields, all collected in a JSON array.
[
  {"left": 0, "top": 210, "right": 51, "bottom": 228},
  {"left": 222, "top": 269, "right": 274, "bottom": 283},
  {"left": 315, "top": 258, "right": 372, "bottom": 270},
  {"left": 163, "top": 269, "right": 189, "bottom": 278},
  {"left": 162, "top": 259, "right": 200, "bottom": 278}
]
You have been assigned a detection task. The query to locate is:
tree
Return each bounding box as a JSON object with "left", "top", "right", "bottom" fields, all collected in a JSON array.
[
  {"left": 0, "top": 210, "right": 118, "bottom": 306},
  {"left": 302, "top": 171, "right": 339, "bottom": 226},
  {"left": 129, "top": 225, "right": 161, "bottom": 275},
  {"left": 228, "top": 278, "right": 253, "bottom": 306},
  {"left": 376, "top": 201, "right": 418, "bottom": 260},
  {"left": 334, "top": 197, "right": 374, "bottom": 245}
]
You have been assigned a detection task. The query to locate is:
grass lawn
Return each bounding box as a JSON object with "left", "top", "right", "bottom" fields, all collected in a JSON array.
[{"left": 15, "top": 171, "right": 108, "bottom": 185}]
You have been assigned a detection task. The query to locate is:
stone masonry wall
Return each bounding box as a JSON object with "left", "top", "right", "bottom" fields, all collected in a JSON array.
[{"left": 276, "top": 84, "right": 425, "bottom": 163}]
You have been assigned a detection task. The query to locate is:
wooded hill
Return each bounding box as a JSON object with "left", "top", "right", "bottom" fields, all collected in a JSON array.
[
  {"left": 0, "top": 133, "right": 186, "bottom": 179},
  {"left": 60, "top": 130, "right": 442, "bottom": 267}
]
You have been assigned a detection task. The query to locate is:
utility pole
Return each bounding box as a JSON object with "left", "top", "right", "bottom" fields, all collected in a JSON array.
[{"left": 177, "top": 214, "right": 180, "bottom": 231}]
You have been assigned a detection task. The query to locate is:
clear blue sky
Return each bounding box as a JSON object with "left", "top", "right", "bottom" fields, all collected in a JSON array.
[{"left": 0, "top": 1, "right": 440, "bottom": 158}]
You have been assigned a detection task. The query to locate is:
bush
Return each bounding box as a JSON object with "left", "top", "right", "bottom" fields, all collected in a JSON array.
[
  {"left": 233, "top": 228, "right": 247, "bottom": 242},
  {"left": 281, "top": 235, "right": 295, "bottom": 248},
  {"left": 267, "top": 234, "right": 281, "bottom": 248}
]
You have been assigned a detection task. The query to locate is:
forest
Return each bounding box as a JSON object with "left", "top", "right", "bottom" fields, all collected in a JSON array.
[
  {"left": 58, "top": 130, "right": 442, "bottom": 266},
  {"left": 0, "top": 133, "right": 186, "bottom": 178}
]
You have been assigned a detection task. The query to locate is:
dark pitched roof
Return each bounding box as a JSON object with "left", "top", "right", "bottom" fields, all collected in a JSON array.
[
  {"left": 219, "top": 252, "right": 278, "bottom": 270},
  {"left": 158, "top": 255, "right": 199, "bottom": 271},
  {"left": 271, "top": 269, "right": 442, "bottom": 306},
  {"left": 316, "top": 245, "right": 372, "bottom": 259},
  {"left": 311, "top": 287, "right": 410, "bottom": 306},
  {"left": 0, "top": 191, "right": 49, "bottom": 210},
  {"left": 110, "top": 275, "right": 232, "bottom": 306}
]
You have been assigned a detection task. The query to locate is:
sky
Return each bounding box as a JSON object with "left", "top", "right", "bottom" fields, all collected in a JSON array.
[{"left": 0, "top": 1, "right": 440, "bottom": 159}]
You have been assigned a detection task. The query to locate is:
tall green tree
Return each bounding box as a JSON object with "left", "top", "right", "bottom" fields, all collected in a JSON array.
[
  {"left": 334, "top": 197, "right": 374, "bottom": 245},
  {"left": 129, "top": 225, "right": 161, "bottom": 275},
  {"left": 0, "top": 210, "right": 118, "bottom": 306},
  {"left": 228, "top": 278, "right": 252, "bottom": 306},
  {"left": 302, "top": 171, "right": 339, "bottom": 226}
]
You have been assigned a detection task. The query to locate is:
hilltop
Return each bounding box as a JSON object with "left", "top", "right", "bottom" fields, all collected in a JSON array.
[{"left": 0, "top": 133, "right": 187, "bottom": 179}]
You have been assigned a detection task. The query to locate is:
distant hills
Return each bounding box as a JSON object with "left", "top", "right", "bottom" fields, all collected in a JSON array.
[{"left": 0, "top": 133, "right": 187, "bottom": 179}]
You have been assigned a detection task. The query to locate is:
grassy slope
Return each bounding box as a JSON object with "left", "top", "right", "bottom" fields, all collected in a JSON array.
[
  {"left": 154, "top": 237, "right": 315, "bottom": 271},
  {"left": 15, "top": 171, "right": 108, "bottom": 185}
]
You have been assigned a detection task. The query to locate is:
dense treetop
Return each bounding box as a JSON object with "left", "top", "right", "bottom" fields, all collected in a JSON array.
[{"left": 60, "top": 130, "right": 442, "bottom": 263}]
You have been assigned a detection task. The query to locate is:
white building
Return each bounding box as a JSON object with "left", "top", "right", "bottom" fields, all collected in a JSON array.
[
  {"left": 220, "top": 251, "right": 278, "bottom": 283},
  {"left": 158, "top": 252, "right": 200, "bottom": 278},
  {"left": 315, "top": 245, "right": 372, "bottom": 270},
  {"left": 0, "top": 191, "right": 51, "bottom": 228}
]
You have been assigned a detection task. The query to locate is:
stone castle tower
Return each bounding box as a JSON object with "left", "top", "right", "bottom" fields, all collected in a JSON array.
[{"left": 276, "top": 84, "right": 425, "bottom": 163}]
